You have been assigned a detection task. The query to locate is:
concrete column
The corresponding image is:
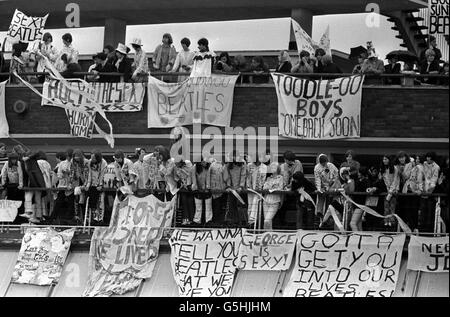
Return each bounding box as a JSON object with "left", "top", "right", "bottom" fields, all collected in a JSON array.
[
  {"left": 289, "top": 8, "right": 313, "bottom": 50},
  {"left": 103, "top": 18, "right": 127, "bottom": 47}
]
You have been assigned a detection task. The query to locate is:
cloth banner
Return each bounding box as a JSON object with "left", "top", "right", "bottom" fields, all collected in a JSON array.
[
  {"left": 428, "top": 0, "right": 449, "bottom": 35},
  {"left": 147, "top": 75, "right": 239, "bottom": 127},
  {"left": 291, "top": 19, "right": 331, "bottom": 56},
  {"left": 83, "top": 194, "right": 176, "bottom": 297},
  {"left": 42, "top": 80, "right": 146, "bottom": 112},
  {"left": 0, "top": 200, "right": 22, "bottom": 222},
  {"left": 273, "top": 73, "right": 364, "bottom": 140},
  {"left": 237, "top": 229, "right": 296, "bottom": 270},
  {"left": 11, "top": 228, "right": 75, "bottom": 286},
  {"left": 65, "top": 109, "right": 95, "bottom": 138},
  {"left": 407, "top": 235, "right": 449, "bottom": 273},
  {"left": 13, "top": 54, "right": 115, "bottom": 147},
  {"left": 7, "top": 9, "right": 49, "bottom": 43},
  {"left": 0, "top": 81, "right": 9, "bottom": 138},
  {"left": 291, "top": 19, "right": 317, "bottom": 56},
  {"left": 284, "top": 231, "right": 406, "bottom": 297},
  {"left": 169, "top": 228, "right": 242, "bottom": 297}
]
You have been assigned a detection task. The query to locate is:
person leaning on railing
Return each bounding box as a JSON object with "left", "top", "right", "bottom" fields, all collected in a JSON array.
[
  {"left": 420, "top": 152, "right": 440, "bottom": 232},
  {"left": 291, "top": 171, "right": 316, "bottom": 230},
  {"left": 291, "top": 50, "right": 314, "bottom": 74},
  {"left": 439, "top": 62, "right": 449, "bottom": 86},
  {"left": 420, "top": 49, "right": 440, "bottom": 85},
  {"left": 248, "top": 56, "right": 269, "bottom": 84}
]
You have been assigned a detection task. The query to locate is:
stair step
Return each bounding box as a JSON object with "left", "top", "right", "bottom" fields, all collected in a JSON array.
[
  {"left": 403, "top": 9, "right": 420, "bottom": 14},
  {"left": 414, "top": 34, "right": 428, "bottom": 39},
  {"left": 395, "top": 35, "right": 404, "bottom": 39},
  {"left": 406, "top": 16, "right": 424, "bottom": 22},
  {"left": 391, "top": 26, "right": 399, "bottom": 31},
  {"left": 410, "top": 25, "right": 428, "bottom": 31},
  {"left": 387, "top": 17, "right": 396, "bottom": 22},
  {"left": 399, "top": 43, "right": 408, "bottom": 48}
]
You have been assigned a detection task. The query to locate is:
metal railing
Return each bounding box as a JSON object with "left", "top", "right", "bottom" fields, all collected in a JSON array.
[{"left": 1, "top": 71, "right": 449, "bottom": 86}]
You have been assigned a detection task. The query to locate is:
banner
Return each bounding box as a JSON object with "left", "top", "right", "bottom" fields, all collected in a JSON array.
[
  {"left": 273, "top": 74, "right": 364, "bottom": 140},
  {"left": 407, "top": 236, "right": 449, "bottom": 273},
  {"left": 7, "top": 9, "right": 49, "bottom": 43},
  {"left": 42, "top": 80, "right": 146, "bottom": 112},
  {"left": 65, "top": 109, "right": 95, "bottom": 138},
  {"left": 169, "top": 229, "right": 242, "bottom": 297},
  {"left": 428, "top": 0, "right": 449, "bottom": 35},
  {"left": 0, "top": 200, "right": 22, "bottom": 222},
  {"left": 11, "top": 228, "right": 75, "bottom": 286},
  {"left": 0, "top": 81, "right": 9, "bottom": 138},
  {"left": 238, "top": 229, "right": 297, "bottom": 270},
  {"left": 83, "top": 194, "right": 176, "bottom": 297},
  {"left": 147, "top": 75, "right": 239, "bottom": 127},
  {"left": 284, "top": 231, "right": 406, "bottom": 297},
  {"left": 291, "top": 19, "right": 316, "bottom": 56},
  {"left": 291, "top": 19, "right": 332, "bottom": 56}
]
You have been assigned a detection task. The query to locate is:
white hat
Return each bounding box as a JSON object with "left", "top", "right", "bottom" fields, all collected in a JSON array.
[
  {"left": 368, "top": 48, "right": 378, "bottom": 58},
  {"left": 116, "top": 43, "right": 129, "bottom": 55},
  {"left": 130, "top": 38, "right": 143, "bottom": 46}
]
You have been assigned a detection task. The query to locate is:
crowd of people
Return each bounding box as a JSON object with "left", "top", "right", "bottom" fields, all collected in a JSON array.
[
  {"left": 0, "top": 142, "right": 448, "bottom": 233},
  {"left": 1, "top": 32, "right": 448, "bottom": 85}
]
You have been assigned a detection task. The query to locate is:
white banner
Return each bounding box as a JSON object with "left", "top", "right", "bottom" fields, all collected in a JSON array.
[
  {"left": 169, "top": 229, "right": 242, "bottom": 297},
  {"left": 83, "top": 194, "right": 176, "bottom": 297},
  {"left": 273, "top": 74, "right": 364, "bottom": 140},
  {"left": 42, "top": 80, "right": 146, "bottom": 112},
  {"left": 11, "top": 228, "right": 75, "bottom": 286},
  {"left": 284, "top": 231, "right": 406, "bottom": 297},
  {"left": 428, "top": 0, "right": 449, "bottom": 35},
  {"left": 238, "top": 230, "right": 297, "bottom": 271},
  {"left": 0, "top": 200, "right": 22, "bottom": 222},
  {"left": 147, "top": 75, "right": 239, "bottom": 127},
  {"left": 291, "top": 19, "right": 316, "bottom": 56},
  {"left": 7, "top": 9, "right": 49, "bottom": 43},
  {"left": 0, "top": 81, "right": 9, "bottom": 138},
  {"left": 407, "top": 236, "right": 449, "bottom": 273}
]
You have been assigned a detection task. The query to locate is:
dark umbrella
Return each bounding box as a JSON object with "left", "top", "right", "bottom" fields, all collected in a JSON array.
[
  {"left": 386, "top": 50, "right": 418, "bottom": 63},
  {"left": 349, "top": 46, "right": 367, "bottom": 59}
]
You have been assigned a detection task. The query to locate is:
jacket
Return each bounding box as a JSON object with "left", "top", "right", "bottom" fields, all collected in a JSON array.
[
  {"left": 86, "top": 159, "right": 108, "bottom": 188},
  {"left": 1, "top": 161, "right": 23, "bottom": 187},
  {"left": 314, "top": 162, "right": 339, "bottom": 191},
  {"left": 153, "top": 44, "right": 177, "bottom": 71},
  {"left": 423, "top": 161, "right": 440, "bottom": 193}
]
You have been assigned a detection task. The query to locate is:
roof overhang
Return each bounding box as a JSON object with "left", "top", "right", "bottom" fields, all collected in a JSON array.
[{"left": 0, "top": 0, "right": 428, "bottom": 30}]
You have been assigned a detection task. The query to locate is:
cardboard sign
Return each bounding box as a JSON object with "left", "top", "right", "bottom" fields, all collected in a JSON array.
[
  {"left": 0, "top": 200, "right": 22, "bottom": 222},
  {"left": 0, "top": 81, "right": 9, "bottom": 138},
  {"left": 428, "top": 0, "right": 449, "bottom": 35},
  {"left": 147, "top": 75, "right": 239, "bottom": 127},
  {"left": 83, "top": 194, "right": 175, "bottom": 297},
  {"left": 65, "top": 109, "right": 95, "bottom": 138},
  {"left": 43, "top": 80, "right": 146, "bottom": 112},
  {"left": 169, "top": 229, "right": 243, "bottom": 297},
  {"left": 7, "top": 9, "right": 49, "bottom": 43},
  {"left": 284, "top": 231, "right": 406, "bottom": 297},
  {"left": 273, "top": 74, "right": 364, "bottom": 140},
  {"left": 238, "top": 230, "right": 297, "bottom": 270},
  {"left": 11, "top": 228, "right": 75, "bottom": 286},
  {"left": 407, "top": 235, "right": 449, "bottom": 273}
]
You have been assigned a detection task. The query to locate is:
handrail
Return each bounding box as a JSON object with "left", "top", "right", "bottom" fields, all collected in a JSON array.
[
  {"left": 1, "top": 71, "right": 449, "bottom": 79},
  {"left": 13, "top": 187, "right": 449, "bottom": 197}
]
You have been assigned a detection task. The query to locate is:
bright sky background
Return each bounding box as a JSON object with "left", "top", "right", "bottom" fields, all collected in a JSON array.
[{"left": 1, "top": 13, "right": 403, "bottom": 62}]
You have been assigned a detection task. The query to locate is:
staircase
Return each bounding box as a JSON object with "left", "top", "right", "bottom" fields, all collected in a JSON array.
[{"left": 386, "top": 8, "right": 449, "bottom": 61}]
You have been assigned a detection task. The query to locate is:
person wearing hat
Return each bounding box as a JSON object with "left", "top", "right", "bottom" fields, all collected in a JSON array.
[
  {"left": 130, "top": 38, "right": 149, "bottom": 82},
  {"left": 361, "top": 44, "right": 384, "bottom": 84},
  {"left": 115, "top": 43, "right": 133, "bottom": 82},
  {"left": 153, "top": 33, "right": 177, "bottom": 74},
  {"left": 91, "top": 52, "right": 118, "bottom": 82}
]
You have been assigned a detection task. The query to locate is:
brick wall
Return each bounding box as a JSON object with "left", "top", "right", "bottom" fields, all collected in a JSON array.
[{"left": 5, "top": 85, "right": 449, "bottom": 138}]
